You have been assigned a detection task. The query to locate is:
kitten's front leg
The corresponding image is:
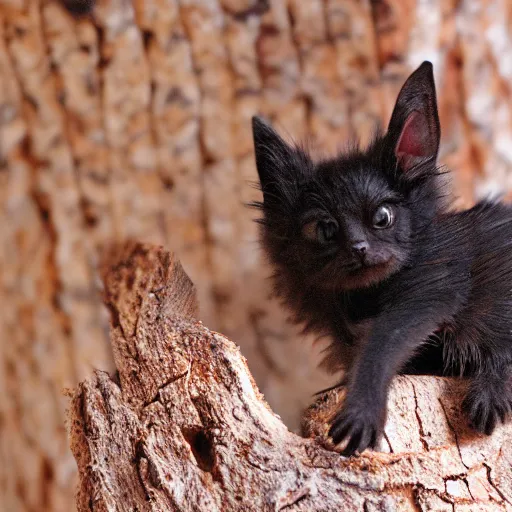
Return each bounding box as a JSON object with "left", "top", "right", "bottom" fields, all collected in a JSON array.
[
  {"left": 329, "top": 293, "right": 462, "bottom": 455},
  {"left": 328, "top": 326, "right": 402, "bottom": 456}
]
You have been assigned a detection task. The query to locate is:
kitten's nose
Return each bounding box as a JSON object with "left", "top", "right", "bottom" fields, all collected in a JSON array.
[{"left": 352, "top": 241, "right": 369, "bottom": 260}]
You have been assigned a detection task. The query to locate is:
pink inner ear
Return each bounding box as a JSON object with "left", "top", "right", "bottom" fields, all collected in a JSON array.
[{"left": 395, "top": 111, "right": 430, "bottom": 158}]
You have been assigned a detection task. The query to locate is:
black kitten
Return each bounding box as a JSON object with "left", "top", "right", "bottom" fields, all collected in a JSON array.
[{"left": 252, "top": 62, "right": 512, "bottom": 456}]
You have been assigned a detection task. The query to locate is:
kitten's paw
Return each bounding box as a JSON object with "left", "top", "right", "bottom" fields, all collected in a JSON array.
[
  {"left": 328, "top": 402, "right": 384, "bottom": 456},
  {"left": 462, "top": 386, "right": 512, "bottom": 435}
]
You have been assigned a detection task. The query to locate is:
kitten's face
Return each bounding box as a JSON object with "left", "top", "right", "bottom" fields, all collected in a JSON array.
[
  {"left": 288, "top": 160, "right": 412, "bottom": 290},
  {"left": 253, "top": 62, "right": 441, "bottom": 292}
]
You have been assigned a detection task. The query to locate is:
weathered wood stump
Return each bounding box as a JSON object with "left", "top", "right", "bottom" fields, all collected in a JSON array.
[{"left": 68, "top": 242, "right": 512, "bottom": 511}]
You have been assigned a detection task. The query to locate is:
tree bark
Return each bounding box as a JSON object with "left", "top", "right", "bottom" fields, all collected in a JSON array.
[{"left": 68, "top": 242, "right": 512, "bottom": 512}]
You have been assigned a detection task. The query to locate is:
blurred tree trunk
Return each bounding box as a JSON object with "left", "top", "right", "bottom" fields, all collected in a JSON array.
[{"left": 1, "top": 0, "right": 512, "bottom": 510}]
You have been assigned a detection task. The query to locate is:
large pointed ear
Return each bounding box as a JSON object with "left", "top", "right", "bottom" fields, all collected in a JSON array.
[
  {"left": 386, "top": 61, "right": 440, "bottom": 172},
  {"left": 252, "top": 116, "right": 295, "bottom": 200}
]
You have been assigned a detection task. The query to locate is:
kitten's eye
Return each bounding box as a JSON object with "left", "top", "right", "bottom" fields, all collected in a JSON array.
[
  {"left": 372, "top": 205, "right": 395, "bottom": 229},
  {"left": 303, "top": 220, "right": 338, "bottom": 244}
]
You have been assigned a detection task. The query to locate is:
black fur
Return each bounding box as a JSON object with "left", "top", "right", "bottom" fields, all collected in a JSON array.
[{"left": 252, "top": 62, "right": 512, "bottom": 456}]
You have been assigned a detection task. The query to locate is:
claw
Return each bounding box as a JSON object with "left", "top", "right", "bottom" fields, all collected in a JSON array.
[
  {"left": 341, "top": 431, "right": 363, "bottom": 457},
  {"left": 328, "top": 415, "right": 351, "bottom": 445},
  {"left": 328, "top": 401, "right": 384, "bottom": 456}
]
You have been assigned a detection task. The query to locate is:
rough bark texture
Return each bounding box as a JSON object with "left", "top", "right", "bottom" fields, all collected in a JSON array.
[
  {"left": 2, "top": 0, "right": 512, "bottom": 510},
  {"left": 68, "top": 242, "right": 512, "bottom": 512}
]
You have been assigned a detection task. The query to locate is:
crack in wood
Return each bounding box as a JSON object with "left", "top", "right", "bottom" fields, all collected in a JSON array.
[
  {"left": 143, "top": 367, "right": 191, "bottom": 407},
  {"left": 411, "top": 382, "right": 430, "bottom": 452},
  {"left": 438, "top": 398, "right": 469, "bottom": 470},
  {"left": 483, "top": 463, "right": 512, "bottom": 506}
]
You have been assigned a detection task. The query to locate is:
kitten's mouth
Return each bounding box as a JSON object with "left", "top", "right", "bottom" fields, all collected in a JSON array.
[
  {"left": 342, "top": 257, "right": 397, "bottom": 289},
  {"left": 312, "top": 255, "right": 401, "bottom": 291},
  {"left": 350, "top": 261, "right": 390, "bottom": 275},
  {"left": 347, "top": 257, "right": 390, "bottom": 272}
]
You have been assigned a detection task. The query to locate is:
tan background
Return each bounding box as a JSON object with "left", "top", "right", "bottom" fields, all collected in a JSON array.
[{"left": 1, "top": 0, "right": 512, "bottom": 510}]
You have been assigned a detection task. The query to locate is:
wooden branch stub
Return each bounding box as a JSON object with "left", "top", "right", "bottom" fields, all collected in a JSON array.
[{"left": 68, "top": 242, "right": 512, "bottom": 511}]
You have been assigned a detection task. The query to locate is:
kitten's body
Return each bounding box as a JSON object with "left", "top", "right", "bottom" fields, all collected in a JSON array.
[
  {"left": 279, "top": 199, "right": 512, "bottom": 375},
  {"left": 252, "top": 62, "right": 512, "bottom": 456}
]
